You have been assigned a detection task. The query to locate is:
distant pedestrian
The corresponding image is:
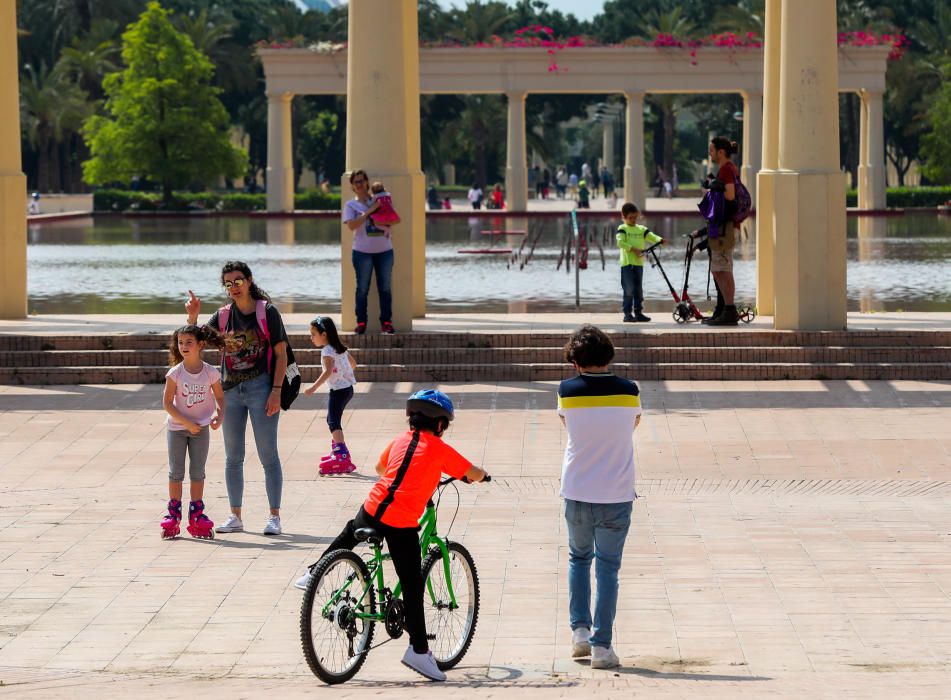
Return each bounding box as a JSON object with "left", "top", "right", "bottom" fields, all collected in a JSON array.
[
  {"left": 557, "top": 324, "right": 642, "bottom": 670},
  {"left": 427, "top": 184, "right": 440, "bottom": 210},
  {"left": 467, "top": 183, "right": 483, "bottom": 210}
]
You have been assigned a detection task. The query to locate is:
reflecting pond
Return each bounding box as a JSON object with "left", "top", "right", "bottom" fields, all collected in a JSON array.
[{"left": 26, "top": 212, "right": 951, "bottom": 314}]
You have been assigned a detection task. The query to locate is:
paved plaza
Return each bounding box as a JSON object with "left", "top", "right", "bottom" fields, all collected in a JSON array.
[{"left": 1, "top": 375, "right": 950, "bottom": 698}]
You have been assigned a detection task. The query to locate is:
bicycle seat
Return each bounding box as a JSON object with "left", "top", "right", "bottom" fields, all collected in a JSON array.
[{"left": 354, "top": 527, "right": 383, "bottom": 545}]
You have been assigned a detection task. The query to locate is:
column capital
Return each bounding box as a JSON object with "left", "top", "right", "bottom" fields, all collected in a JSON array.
[
  {"left": 741, "top": 89, "right": 763, "bottom": 101},
  {"left": 505, "top": 89, "right": 528, "bottom": 101},
  {"left": 623, "top": 90, "right": 645, "bottom": 101},
  {"left": 861, "top": 88, "right": 884, "bottom": 101},
  {"left": 265, "top": 91, "right": 294, "bottom": 102}
]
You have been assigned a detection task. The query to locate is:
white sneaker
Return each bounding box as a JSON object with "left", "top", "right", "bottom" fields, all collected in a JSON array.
[
  {"left": 571, "top": 627, "right": 592, "bottom": 658},
  {"left": 591, "top": 645, "right": 620, "bottom": 669},
  {"left": 294, "top": 570, "right": 314, "bottom": 591},
  {"left": 216, "top": 513, "right": 243, "bottom": 533},
  {"left": 263, "top": 515, "right": 282, "bottom": 535},
  {"left": 401, "top": 646, "right": 446, "bottom": 681}
]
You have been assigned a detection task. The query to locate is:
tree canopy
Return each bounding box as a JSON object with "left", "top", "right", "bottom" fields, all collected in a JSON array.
[{"left": 81, "top": 2, "right": 247, "bottom": 201}]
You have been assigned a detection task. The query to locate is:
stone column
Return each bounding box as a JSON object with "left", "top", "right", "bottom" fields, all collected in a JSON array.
[
  {"left": 623, "top": 91, "right": 646, "bottom": 209},
  {"left": 857, "top": 91, "right": 869, "bottom": 209},
  {"left": 602, "top": 119, "right": 615, "bottom": 178},
  {"left": 265, "top": 92, "right": 294, "bottom": 212},
  {"left": 756, "top": 0, "right": 781, "bottom": 317},
  {"left": 343, "top": 0, "right": 425, "bottom": 328},
  {"left": 0, "top": 0, "right": 26, "bottom": 318},
  {"left": 740, "top": 90, "right": 762, "bottom": 202},
  {"left": 505, "top": 90, "right": 528, "bottom": 211},
  {"left": 862, "top": 89, "right": 886, "bottom": 210},
  {"left": 773, "top": 0, "right": 847, "bottom": 330}
]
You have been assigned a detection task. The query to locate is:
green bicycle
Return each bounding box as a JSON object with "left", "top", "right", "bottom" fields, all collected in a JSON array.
[{"left": 300, "top": 475, "right": 489, "bottom": 684}]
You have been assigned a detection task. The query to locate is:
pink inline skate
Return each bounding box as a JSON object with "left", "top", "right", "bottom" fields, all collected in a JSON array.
[
  {"left": 319, "top": 442, "right": 356, "bottom": 476},
  {"left": 161, "top": 499, "right": 182, "bottom": 539},
  {"left": 186, "top": 499, "right": 215, "bottom": 539}
]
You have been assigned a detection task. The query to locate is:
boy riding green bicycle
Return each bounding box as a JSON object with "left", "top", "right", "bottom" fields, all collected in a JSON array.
[{"left": 298, "top": 389, "right": 489, "bottom": 683}]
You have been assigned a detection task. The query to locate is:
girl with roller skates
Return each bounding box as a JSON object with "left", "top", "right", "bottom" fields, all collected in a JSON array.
[
  {"left": 161, "top": 325, "right": 226, "bottom": 539},
  {"left": 304, "top": 316, "right": 358, "bottom": 475}
]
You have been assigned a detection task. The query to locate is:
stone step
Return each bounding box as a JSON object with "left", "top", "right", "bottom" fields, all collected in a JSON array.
[
  {"left": 2, "top": 346, "right": 949, "bottom": 368},
  {"left": 2, "top": 362, "right": 949, "bottom": 385},
  {"left": 2, "top": 329, "right": 950, "bottom": 352}
]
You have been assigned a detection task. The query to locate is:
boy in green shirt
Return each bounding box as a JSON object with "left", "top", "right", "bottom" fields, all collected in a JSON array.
[{"left": 616, "top": 202, "right": 665, "bottom": 322}]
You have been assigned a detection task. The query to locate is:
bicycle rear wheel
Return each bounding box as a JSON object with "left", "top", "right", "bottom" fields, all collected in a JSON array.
[
  {"left": 300, "top": 549, "right": 376, "bottom": 684},
  {"left": 420, "top": 541, "right": 480, "bottom": 670}
]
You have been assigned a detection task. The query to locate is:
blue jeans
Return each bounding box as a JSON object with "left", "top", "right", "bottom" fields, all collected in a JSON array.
[
  {"left": 352, "top": 249, "right": 393, "bottom": 325},
  {"left": 564, "top": 499, "right": 633, "bottom": 648},
  {"left": 620, "top": 264, "right": 644, "bottom": 316},
  {"left": 222, "top": 373, "right": 282, "bottom": 510}
]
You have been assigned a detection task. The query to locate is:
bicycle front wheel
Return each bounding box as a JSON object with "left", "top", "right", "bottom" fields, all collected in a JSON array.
[
  {"left": 421, "top": 541, "right": 480, "bottom": 669},
  {"left": 300, "top": 549, "right": 376, "bottom": 684}
]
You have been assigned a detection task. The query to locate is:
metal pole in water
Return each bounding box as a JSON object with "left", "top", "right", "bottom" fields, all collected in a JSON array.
[{"left": 571, "top": 209, "right": 580, "bottom": 309}]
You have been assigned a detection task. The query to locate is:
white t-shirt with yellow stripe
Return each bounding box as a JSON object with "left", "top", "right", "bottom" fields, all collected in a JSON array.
[{"left": 557, "top": 372, "right": 640, "bottom": 503}]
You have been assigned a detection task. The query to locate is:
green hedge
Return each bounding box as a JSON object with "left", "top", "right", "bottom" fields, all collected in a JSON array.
[
  {"left": 846, "top": 186, "right": 951, "bottom": 208},
  {"left": 93, "top": 188, "right": 341, "bottom": 212}
]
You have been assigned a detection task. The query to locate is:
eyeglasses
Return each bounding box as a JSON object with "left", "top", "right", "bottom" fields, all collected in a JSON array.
[
  {"left": 352, "top": 178, "right": 367, "bottom": 186},
  {"left": 222, "top": 278, "right": 246, "bottom": 289}
]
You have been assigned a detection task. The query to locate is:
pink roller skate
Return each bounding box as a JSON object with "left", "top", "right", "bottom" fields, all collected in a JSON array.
[
  {"left": 161, "top": 499, "right": 182, "bottom": 539},
  {"left": 319, "top": 442, "right": 357, "bottom": 476},
  {"left": 186, "top": 499, "right": 215, "bottom": 539}
]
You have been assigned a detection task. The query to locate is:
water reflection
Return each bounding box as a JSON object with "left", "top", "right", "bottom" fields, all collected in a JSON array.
[{"left": 25, "top": 213, "right": 951, "bottom": 314}]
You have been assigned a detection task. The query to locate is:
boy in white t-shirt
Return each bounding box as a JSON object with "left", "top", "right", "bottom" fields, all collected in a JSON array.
[{"left": 556, "top": 324, "right": 641, "bottom": 670}]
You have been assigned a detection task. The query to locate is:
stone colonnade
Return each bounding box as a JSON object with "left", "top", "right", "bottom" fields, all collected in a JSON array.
[
  {"left": 259, "top": 43, "right": 889, "bottom": 218},
  {"left": 261, "top": 87, "right": 887, "bottom": 215}
]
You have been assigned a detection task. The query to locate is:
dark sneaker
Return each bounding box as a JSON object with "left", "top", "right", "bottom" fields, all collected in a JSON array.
[
  {"left": 701, "top": 307, "right": 724, "bottom": 324},
  {"left": 381, "top": 321, "right": 395, "bottom": 335},
  {"left": 354, "top": 322, "right": 367, "bottom": 335},
  {"left": 706, "top": 305, "right": 739, "bottom": 326},
  {"left": 622, "top": 315, "right": 636, "bottom": 323},
  {"left": 634, "top": 312, "right": 651, "bottom": 322}
]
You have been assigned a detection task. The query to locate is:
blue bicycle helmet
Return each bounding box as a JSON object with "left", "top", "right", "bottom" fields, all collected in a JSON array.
[{"left": 406, "top": 389, "right": 454, "bottom": 422}]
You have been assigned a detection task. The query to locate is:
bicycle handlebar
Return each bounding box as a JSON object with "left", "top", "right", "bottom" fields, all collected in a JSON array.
[{"left": 439, "top": 473, "right": 492, "bottom": 486}]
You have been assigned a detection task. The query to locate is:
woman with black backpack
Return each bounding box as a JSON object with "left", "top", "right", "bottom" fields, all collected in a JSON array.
[{"left": 185, "top": 261, "right": 290, "bottom": 535}]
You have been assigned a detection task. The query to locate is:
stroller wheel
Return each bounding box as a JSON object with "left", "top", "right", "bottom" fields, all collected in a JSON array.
[
  {"left": 738, "top": 305, "right": 756, "bottom": 323},
  {"left": 672, "top": 303, "right": 692, "bottom": 324}
]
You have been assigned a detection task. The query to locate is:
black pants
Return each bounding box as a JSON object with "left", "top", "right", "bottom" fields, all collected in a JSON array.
[
  {"left": 326, "top": 386, "right": 354, "bottom": 432},
  {"left": 323, "top": 506, "right": 428, "bottom": 653}
]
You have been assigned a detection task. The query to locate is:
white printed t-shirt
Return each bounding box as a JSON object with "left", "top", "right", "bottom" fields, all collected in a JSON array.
[
  {"left": 166, "top": 361, "right": 221, "bottom": 430},
  {"left": 321, "top": 345, "right": 356, "bottom": 390},
  {"left": 556, "top": 372, "right": 641, "bottom": 503}
]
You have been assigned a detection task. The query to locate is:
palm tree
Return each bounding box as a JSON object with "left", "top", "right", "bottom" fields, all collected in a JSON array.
[
  {"left": 57, "top": 19, "right": 120, "bottom": 98},
  {"left": 449, "top": 1, "right": 514, "bottom": 44},
  {"left": 20, "top": 61, "right": 93, "bottom": 191},
  {"left": 638, "top": 6, "right": 696, "bottom": 181},
  {"left": 713, "top": 0, "right": 764, "bottom": 36},
  {"left": 455, "top": 94, "right": 506, "bottom": 189}
]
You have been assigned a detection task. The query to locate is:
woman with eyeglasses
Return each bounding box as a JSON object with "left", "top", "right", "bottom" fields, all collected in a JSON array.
[
  {"left": 185, "top": 261, "right": 289, "bottom": 536},
  {"left": 343, "top": 169, "right": 396, "bottom": 335}
]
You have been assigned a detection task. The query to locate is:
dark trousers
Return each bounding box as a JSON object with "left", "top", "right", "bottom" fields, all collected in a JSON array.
[
  {"left": 326, "top": 386, "right": 354, "bottom": 432},
  {"left": 620, "top": 264, "right": 644, "bottom": 316},
  {"left": 323, "top": 506, "right": 428, "bottom": 653},
  {"left": 352, "top": 249, "right": 393, "bottom": 325}
]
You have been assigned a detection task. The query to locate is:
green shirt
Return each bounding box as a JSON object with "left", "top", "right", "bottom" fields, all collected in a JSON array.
[{"left": 616, "top": 223, "right": 662, "bottom": 267}]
